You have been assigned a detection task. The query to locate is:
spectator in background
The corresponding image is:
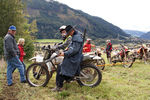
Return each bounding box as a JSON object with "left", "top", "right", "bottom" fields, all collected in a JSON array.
[
  {"left": 12, "top": 38, "right": 26, "bottom": 74},
  {"left": 83, "top": 38, "right": 95, "bottom": 53},
  {"left": 17, "top": 38, "right": 26, "bottom": 74},
  {"left": 106, "top": 40, "right": 112, "bottom": 63},
  {"left": 3, "top": 25, "right": 26, "bottom": 86}
]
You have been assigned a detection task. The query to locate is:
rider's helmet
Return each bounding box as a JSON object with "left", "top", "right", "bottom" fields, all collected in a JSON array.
[
  {"left": 59, "top": 25, "right": 66, "bottom": 33},
  {"left": 86, "top": 38, "right": 91, "bottom": 44},
  {"left": 87, "top": 38, "right": 92, "bottom": 41},
  {"left": 106, "top": 40, "right": 111, "bottom": 43},
  {"left": 59, "top": 25, "right": 67, "bottom": 40},
  {"left": 142, "top": 44, "right": 147, "bottom": 49}
]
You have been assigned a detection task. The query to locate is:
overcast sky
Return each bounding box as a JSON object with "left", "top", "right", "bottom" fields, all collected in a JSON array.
[{"left": 48, "top": 0, "right": 150, "bottom": 32}]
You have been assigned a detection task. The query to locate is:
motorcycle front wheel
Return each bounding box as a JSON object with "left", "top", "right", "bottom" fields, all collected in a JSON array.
[
  {"left": 77, "top": 64, "right": 102, "bottom": 87},
  {"left": 26, "top": 63, "right": 51, "bottom": 87},
  {"left": 96, "top": 58, "right": 105, "bottom": 70},
  {"left": 123, "top": 55, "right": 135, "bottom": 68}
]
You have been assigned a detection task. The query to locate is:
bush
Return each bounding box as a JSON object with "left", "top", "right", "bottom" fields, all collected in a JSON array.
[{"left": 23, "top": 36, "right": 35, "bottom": 59}]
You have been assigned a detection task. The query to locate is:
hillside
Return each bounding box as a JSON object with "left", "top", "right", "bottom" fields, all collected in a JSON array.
[
  {"left": 140, "top": 31, "right": 150, "bottom": 40},
  {"left": 124, "top": 30, "right": 145, "bottom": 37},
  {"left": 25, "top": 0, "right": 130, "bottom": 40}
]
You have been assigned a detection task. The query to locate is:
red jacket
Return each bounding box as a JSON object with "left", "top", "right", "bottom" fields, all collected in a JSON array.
[
  {"left": 18, "top": 44, "right": 25, "bottom": 62},
  {"left": 83, "top": 43, "right": 91, "bottom": 53},
  {"left": 106, "top": 43, "right": 112, "bottom": 52}
]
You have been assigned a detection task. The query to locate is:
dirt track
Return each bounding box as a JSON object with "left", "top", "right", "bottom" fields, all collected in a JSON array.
[
  {"left": 0, "top": 72, "right": 20, "bottom": 100},
  {"left": 0, "top": 59, "right": 20, "bottom": 100}
]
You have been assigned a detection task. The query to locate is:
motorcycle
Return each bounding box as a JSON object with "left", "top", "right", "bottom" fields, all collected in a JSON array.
[
  {"left": 129, "top": 45, "right": 150, "bottom": 64},
  {"left": 83, "top": 48, "right": 105, "bottom": 70},
  {"left": 26, "top": 45, "right": 102, "bottom": 87},
  {"left": 111, "top": 44, "right": 135, "bottom": 68}
]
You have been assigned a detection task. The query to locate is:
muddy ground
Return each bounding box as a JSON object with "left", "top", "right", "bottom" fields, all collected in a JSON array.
[{"left": 0, "top": 59, "right": 20, "bottom": 100}]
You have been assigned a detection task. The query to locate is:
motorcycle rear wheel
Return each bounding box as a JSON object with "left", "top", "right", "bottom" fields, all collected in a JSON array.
[{"left": 77, "top": 64, "right": 102, "bottom": 87}]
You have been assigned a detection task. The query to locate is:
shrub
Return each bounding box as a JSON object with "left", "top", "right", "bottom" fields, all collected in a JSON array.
[{"left": 23, "top": 36, "right": 35, "bottom": 60}]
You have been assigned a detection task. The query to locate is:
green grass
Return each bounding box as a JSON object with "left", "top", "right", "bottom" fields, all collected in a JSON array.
[
  {"left": 1, "top": 55, "right": 150, "bottom": 100},
  {"left": 36, "top": 39, "right": 62, "bottom": 43},
  {"left": 15, "top": 57, "right": 150, "bottom": 100}
]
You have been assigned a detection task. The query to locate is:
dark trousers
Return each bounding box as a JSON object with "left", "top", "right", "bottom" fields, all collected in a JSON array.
[
  {"left": 56, "top": 65, "right": 71, "bottom": 88},
  {"left": 106, "top": 51, "right": 111, "bottom": 58}
]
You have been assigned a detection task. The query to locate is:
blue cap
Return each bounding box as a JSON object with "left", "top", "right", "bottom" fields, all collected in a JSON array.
[{"left": 9, "top": 25, "right": 16, "bottom": 30}]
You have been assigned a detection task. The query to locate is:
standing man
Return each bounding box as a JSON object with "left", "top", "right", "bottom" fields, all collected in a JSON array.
[
  {"left": 3, "top": 25, "right": 26, "bottom": 86},
  {"left": 52, "top": 25, "right": 83, "bottom": 91},
  {"left": 106, "top": 40, "right": 112, "bottom": 63},
  {"left": 83, "top": 38, "right": 95, "bottom": 53}
]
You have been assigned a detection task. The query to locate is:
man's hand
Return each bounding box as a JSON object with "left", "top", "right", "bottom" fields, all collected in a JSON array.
[
  {"left": 51, "top": 46, "right": 57, "bottom": 50},
  {"left": 83, "top": 47, "right": 88, "bottom": 50},
  {"left": 23, "top": 52, "right": 26, "bottom": 56},
  {"left": 91, "top": 44, "right": 95, "bottom": 47},
  {"left": 59, "top": 51, "right": 64, "bottom": 56}
]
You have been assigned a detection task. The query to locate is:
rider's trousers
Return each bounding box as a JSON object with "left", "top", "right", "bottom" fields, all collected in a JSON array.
[{"left": 56, "top": 65, "right": 71, "bottom": 88}]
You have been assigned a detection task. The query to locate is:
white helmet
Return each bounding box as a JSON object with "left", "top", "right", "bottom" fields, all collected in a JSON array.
[
  {"left": 142, "top": 44, "right": 147, "bottom": 48},
  {"left": 106, "top": 40, "right": 111, "bottom": 43},
  {"left": 87, "top": 38, "right": 92, "bottom": 41},
  {"left": 59, "top": 25, "right": 66, "bottom": 32}
]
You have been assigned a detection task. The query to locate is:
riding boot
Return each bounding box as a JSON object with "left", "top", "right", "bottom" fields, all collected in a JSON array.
[{"left": 51, "top": 86, "right": 63, "bottom": 92}]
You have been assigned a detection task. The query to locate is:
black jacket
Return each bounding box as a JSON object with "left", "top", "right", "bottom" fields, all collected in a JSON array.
[
  {"left": 3, "top": 33, "right": 20, "bottom": 59},
  {"left": 60, "top": 30, "right": 83, "bottom": 77}
]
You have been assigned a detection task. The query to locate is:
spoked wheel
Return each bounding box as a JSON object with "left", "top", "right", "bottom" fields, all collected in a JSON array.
[
  {"left": 129, "top": 54, "right": 136, "bottom": 60},
  {"left": 123, "top": 55, "right": 134, "bottom": 68},
  {"left": 26, "top": 63, "right": 51, "bottom": 87},
  {"left": 77, "top": 64, "right": 102, "bottom": 87},
  {"left": 111, "top": 55, "right": 119, "bottom": 64},
  {"left": 96, "top": 58, "right": 105, "bottom": 70}
]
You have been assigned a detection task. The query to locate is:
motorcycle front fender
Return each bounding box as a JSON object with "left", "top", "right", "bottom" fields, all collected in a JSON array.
[
  {"left": 29, "top": 56, "right": 44, "bottom": 62},
  {"left": 93, "top": 56, "right": 102, "bottom": 60}
]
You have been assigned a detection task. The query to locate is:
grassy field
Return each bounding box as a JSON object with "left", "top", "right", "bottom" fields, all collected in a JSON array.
[
  {"left": 36, "top": 39, "right": 62, "bottom": 43},
  {"left": 1, "top": 60, "right": 150, "bottom": 100},
  {"left": 1, "top": 39, "right": 150, "bottom": 100},
  {"left": 0, "top": 52, "right": 150, "bottom": 100}
]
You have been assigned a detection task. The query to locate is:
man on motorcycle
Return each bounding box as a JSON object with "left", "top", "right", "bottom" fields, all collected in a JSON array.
[
  {"left": 52, "top": 25, "right": 83, "bottom": 92},
  {"left": 54, "top": 25, "right": 72, "bottom": 50}
]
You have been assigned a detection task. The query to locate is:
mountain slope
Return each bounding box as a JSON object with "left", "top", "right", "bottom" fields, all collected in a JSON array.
[
  {"left": 140, "top": 31, "right": 150, "bottom": 40},
  {"left": 124, "top": 30, "right": 145, "bottom": 37},
  {"left": 25, "top": 0, "right": 130, "bottom": 39}
]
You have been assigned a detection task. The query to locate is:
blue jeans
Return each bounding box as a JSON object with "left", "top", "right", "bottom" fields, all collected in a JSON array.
[
  {"left": 12, "top": 61, "right": 26, "bottom": 75},
  {"left": 6, "top": 56, "right": 26, "bottom": 85}
]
